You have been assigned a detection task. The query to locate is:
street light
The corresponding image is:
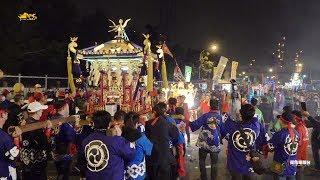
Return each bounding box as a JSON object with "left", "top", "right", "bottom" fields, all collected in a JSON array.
[
  {"left": 242, "top": 71, "right": 246, "bottom": 75},
  {"left": 211, "top": 44, "right": 218, "bottom": 51},
  {"left": 269, "top": 68, "right": 273, "bottom": 72}
]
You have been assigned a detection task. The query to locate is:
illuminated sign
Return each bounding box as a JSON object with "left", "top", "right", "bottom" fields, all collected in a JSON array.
[
  {"left": 291, "top": 73, "right": 302, "bottom": 86},
  {"left": 185, "top": 66, "right": 192, "bottom": 82},
  {"left": 18, "top": 13, "right": 37, "bottom": 21}
]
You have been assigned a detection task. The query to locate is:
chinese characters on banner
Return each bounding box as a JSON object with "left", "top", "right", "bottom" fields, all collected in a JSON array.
[
  {"left": 213, "top": 56, "right": 228, "bottom": 83},
  {"left": 230, "top": 61, "right": 239, "bottom": 80}
]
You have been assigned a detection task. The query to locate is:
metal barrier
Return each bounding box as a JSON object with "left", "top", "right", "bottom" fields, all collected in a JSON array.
[{"left": 0, "top": 74, "right": 69, "bottom": 91}]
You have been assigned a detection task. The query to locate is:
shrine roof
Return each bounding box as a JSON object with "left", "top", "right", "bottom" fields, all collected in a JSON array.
[{"left": 77, "top": 38, "right": 144, "bottom": 58}]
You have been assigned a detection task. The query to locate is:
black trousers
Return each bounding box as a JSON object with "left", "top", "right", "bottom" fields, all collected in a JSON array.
[
  {"left": 146, "top": 164, "right": 172, "bottom": 180},
  {"left": 312, "top": 141, "right": 320, "bottom": 169},
  {"left": 230, "top": 171, "right": 256, "bottom": 180},
  {"left": 76, "top": 154, "right": 87, "bottom": 178},
  {"left": 55, "top": 159, "right": 72, "bottom": 180},
  {"left": 296, "top": 166, "right": 304, "bottom": 180},
  {"left": 199, "top": 148, "right": 219, "bottom": 180},
  {"left": 22, "top": 168, "right": 47, "bottom": 180},
  {"left": 186, "top": 124, "right": 191, "bottom": 144}
]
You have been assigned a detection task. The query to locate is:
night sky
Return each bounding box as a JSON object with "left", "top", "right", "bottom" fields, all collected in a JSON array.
[{"left": 1, "top": 0, "right": 320, "bottom": 78}]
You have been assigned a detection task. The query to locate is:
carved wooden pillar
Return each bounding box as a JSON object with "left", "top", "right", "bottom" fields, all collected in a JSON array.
[{"left": 100, "top": 71, "right": 108, "bottom": 106}]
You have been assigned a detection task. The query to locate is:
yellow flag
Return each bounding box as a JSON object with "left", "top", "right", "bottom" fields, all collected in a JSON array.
[{"left": 231, "top": 61, "right": 239, "bottom": 80}]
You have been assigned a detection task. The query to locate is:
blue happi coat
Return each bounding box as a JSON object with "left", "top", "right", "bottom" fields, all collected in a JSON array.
[
  {"left": 221, "top": 115, "right": 267, "bottom": 174},
  {"left": 76, "top": 125, "right": 94, "bottom": 152},
  {"left": 165, "top": 115, "right": 185, "bottom": 146},
  {"left": 82, "top": 132, "right": 136, "bottom": 180},
  {"left": 51, "top": 114, "right": 76, "bottom": 161},
  {"left": 190, "top": 110, "right": 223, "bottom": 153},
  {"left": 125, "top": 133, "right": 153, "bottom": 180},
  {"left": 0, "top": 129, "right": 19, "bottom": 180},
  {"left": 269, "top": 129, "right": 300, "bottom": 177}
]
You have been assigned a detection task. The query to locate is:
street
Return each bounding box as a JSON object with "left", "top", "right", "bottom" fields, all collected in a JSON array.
[
  {"left": 183, "top": 129, "right": 320, "bottom": 180},
  {"left": 46, "top": 128, "right": 320, "bottom": 180}
]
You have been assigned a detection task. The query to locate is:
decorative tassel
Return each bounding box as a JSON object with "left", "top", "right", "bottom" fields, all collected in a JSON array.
[
  {"left": 140, "top": 55, "right": 147, "bottom": 76},
  {"left": 67, "top": 56, "right": 76, "bottom": 92},
  {"left": 162, "top": 58, "right": 169, "bottom": 89},
  {"left": 147, "top": 55, "right": 153, "bottom": 92},
  {"left": 86, "top": 61, "right": 89, "bottom": 72},
  {"left": 72, "top": 59, "right": 82, "bottom": 77},
  {"left": 154, "top": 60, "right": 161, "bottom": 80}
]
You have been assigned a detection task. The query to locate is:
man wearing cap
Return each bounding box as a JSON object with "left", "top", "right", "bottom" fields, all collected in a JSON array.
[
  {"left": 27, "top": 84, "right": 43, "bottom": 103},
  {"left": 33, "top": 92, "right": 55, "bottom": 122},
  {"left": 51, "top": 100, "right": 76, "bottom": 180},
  {"left": 1, "top": 89, "right": 13, "bottom": 108},
  {"left": 34, "top": 84, "right": 42, "bottom": 93},
  {"left": 20, "top": 101, "right": 52, "bottom": 179},
  {"left": 268, "top": 112, "right": 300, "bottom": 179},
  {"left": 0, "top": 105, "right": 22, "bottom": 180}
]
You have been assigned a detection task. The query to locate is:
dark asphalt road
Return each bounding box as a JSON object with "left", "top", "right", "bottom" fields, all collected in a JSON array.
[
  {"left": 47, "top": 129, "right": 320, "bottom": 180},
  {"left": 182, "top": 130, "right": 320, "bottom": 180}
]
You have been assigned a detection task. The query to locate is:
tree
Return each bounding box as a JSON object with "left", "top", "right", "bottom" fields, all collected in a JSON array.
[{"left": 199, "top": 51, "right": 214, "bottom": 79}]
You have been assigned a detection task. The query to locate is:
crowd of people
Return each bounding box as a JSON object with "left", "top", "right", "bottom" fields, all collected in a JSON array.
[
  {"left": 0, "top": 85, "right": 192, "bottom": 180},
  {"left": 189, "top": 88, "right": 320, "bottom": 180},
  {"left": 0, "top": 84, "right": 320, "bottom": 180}
]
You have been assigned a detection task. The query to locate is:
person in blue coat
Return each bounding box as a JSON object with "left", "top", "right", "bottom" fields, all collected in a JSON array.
[
  {"left": 269, "top": 112, "right": 300, "bottom": 179},
  {"left": 221, "top": 104, "right": 268, "bottom": 179},
  {"left": 122, "top": 112, "right": 153, "bottom": 180},
  {"left": 51, "top": 100, "right": 76, "bottom": 180},
  {"left": 0, "top": 105, "right": 21, "bottom": 180},
  {"left": 190, "top": 99, "right": 223, "bottom": 180},
  {"left": 168, "top": 106, "right": 187, "bottom": 178},
  {"left": 145, "top": 102, "right": 179, "bottom": 180},
  {"left": 1, "top": 89, "right": 13, "bottom": 108},
  {"left": 82, "top": 111, "right": 136, "bottom": 180},
  {"left": 74, "top": 98, "right": 94, "bottom": 178}
]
